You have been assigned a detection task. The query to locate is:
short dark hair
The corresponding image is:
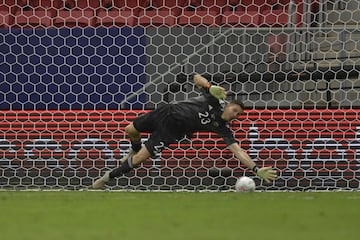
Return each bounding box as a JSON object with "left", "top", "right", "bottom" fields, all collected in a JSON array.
[{"left": 230, "top": 99, "right": 245, "bottom": 110}]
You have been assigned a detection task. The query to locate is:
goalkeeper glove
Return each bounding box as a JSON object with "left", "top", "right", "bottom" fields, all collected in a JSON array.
[
  {"left": 209, "top": 85, "right": 227, "bottom": 100},
  {"left": 254, "top": 166, "right": 277, "bottom": 183}
]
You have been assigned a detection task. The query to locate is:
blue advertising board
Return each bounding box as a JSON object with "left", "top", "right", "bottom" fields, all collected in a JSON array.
[{"left": 0, "top": 27, "right": 146, "bottom": 110}]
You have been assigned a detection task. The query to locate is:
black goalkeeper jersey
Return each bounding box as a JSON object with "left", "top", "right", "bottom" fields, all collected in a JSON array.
[{"left": 169, "top": 89, "right": 237, "bottom": 146}]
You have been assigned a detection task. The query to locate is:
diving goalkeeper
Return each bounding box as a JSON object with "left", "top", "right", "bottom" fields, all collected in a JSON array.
[{"left": 93, "top": 74, "right": 277, "bottom": 189}]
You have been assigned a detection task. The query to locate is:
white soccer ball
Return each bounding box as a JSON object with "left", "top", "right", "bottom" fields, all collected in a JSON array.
[{"left": 235, "top": 176, "right": 256, "bottom": 192}]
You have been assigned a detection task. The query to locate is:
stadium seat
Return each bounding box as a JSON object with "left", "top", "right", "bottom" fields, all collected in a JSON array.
[
  {"left": 309, "top": 0, "right": 320, "bottom": 26},
  {"left": 53, "top": 0, "right": 99, "bottom": 28},
  {"left": 266, "top": 33, "right": 287, "bottom": 63},
  {"left": 138, "top": 0, "right": 181, "bottom": 27},
  {"left": 178, "top": 0, "right": 224, "bottom": 27},
  {"left": 13, "top": 0, "right": 56, "bottom": 28},
  {"left": 94, "top": 0, "right": 139, "bottom": 27},
  {"left": 262, "top": 0, "right": 303, "bottom": 27},
  {"left": 0, "top": 0, "right": 19, "bottom": 28},
  {"left": 220, "top": 0, "right": 268, "bottom": 27}
]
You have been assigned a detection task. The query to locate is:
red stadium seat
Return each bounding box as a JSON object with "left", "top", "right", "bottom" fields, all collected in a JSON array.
[
  {"left": 266, "top": 33, "right": 287, "bottom": 63},
  {"left": 263, "top": 0, "right": 303, "bottom": 65},
  {"left": 309, "top": 0, "right": 320, "bottom": 26},
  {"left": 178, "top": 0, "right": 224, "bottom": 27},
  {"left": 13, "top": 0, "right": 56, "bottom": 28},
  {"left": 94, "top": 0, "right": 139, "bottom": 27},
  {"left": 221, "top": 0, "right": 268, "bottom": 27},
  {"left": 0, "top": 0, "right": 19, "bottom": 28},
  {"left": 138, "top": 0, "right": 181, "bottom": 27},
  {"left": 262, "top": 0, "right": 303, "bottom": 27},
  {"left": 53, "top": 0, "right": 99, "bottom": 28}
]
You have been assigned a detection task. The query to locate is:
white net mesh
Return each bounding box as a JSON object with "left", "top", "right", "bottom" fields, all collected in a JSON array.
[{"left": 0, "top": 0, "right": 359, "bottom": 190}]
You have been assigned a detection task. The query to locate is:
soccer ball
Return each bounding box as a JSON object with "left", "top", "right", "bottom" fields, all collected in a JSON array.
[{"left": 235, "top": 176, "right": 256, "bottom": 192}]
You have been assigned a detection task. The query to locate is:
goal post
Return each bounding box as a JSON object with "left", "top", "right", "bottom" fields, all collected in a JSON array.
[{"left": 0, "top": 0, "right": 359, "bottom": 191}]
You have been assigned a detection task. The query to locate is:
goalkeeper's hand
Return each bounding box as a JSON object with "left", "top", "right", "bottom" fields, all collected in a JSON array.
[
  {"left": 209, "top": 85, "right": 227, "bottom": 100},
  {"left": 256, "top": 167, "right": 277, "bottom": 183}
]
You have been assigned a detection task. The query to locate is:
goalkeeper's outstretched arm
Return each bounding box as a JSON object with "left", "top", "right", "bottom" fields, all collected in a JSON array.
[
  {"left": 228, "top": 143, "right": 277, "bottom": 183},
  {"left": 194, "top": 74, "right": 211, "bottom": 88},
  {"left": 193, "top": 74, "right": 227, "bottom": 100}
]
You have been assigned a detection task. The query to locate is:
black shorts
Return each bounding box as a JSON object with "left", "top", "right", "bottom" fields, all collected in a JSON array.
[{"left": 133, "top": 105, "right": 185, "bottom": 156}]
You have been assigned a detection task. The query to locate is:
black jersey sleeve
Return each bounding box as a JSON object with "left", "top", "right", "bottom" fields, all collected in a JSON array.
[
  {"left": 200, "top": 86, "right": 220, "bottom": 106},
  {"left": 216, "top": 125, "right": 237, "bottom": 146}
]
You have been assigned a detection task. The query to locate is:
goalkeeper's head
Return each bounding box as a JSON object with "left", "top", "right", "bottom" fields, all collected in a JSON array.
[{"left": 221, "top": 99, "right": 245, "bottom": 122}]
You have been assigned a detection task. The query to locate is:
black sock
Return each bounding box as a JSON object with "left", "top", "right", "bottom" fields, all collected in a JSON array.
[
  {"left": 131, "top": 141, "right": 142, "bottom": 152},
  {"left": 109, "top": 157, "right": 134, "bottom": 179}
]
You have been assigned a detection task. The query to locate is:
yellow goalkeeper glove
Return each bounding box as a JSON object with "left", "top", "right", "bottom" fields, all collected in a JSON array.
[
  {"left": 209, "top": 85, "right": 227, "bottom": 100},
  {"left": 255, "top": 166, "right": 277, "bottom": 183}
]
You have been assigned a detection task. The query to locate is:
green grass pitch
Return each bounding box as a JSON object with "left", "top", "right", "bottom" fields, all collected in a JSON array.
[{"left": 0, "top": 191, "right": 359, "bottom": 240}]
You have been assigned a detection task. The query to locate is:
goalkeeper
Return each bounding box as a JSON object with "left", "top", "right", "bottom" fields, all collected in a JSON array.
[{"left": 93, "top": 74, "right": 277, "bottom": 189}]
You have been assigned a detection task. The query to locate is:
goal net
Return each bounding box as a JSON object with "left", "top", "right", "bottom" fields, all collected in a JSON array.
[{"left": 0, "top": 0, "right": 359, "bottom": 191}]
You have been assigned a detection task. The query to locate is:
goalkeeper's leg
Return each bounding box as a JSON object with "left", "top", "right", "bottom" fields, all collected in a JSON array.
[
  {"left": 92, "top": 146, "right": 151, "bottom": 189},
  {"left": 92, "top": 124, "right": 175, "bottom": 189},
  {"left": 107, "top": 132, "right": 171, "bottom": 181},
  {"left": 92, "top": 123, "right": 145, "bottom": 189},
  {"left": 109, "top": 146, "right": 151, "bottom": 178},
  {"left": 120, "top": 123, "right": 142, "bottom": 162}
]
